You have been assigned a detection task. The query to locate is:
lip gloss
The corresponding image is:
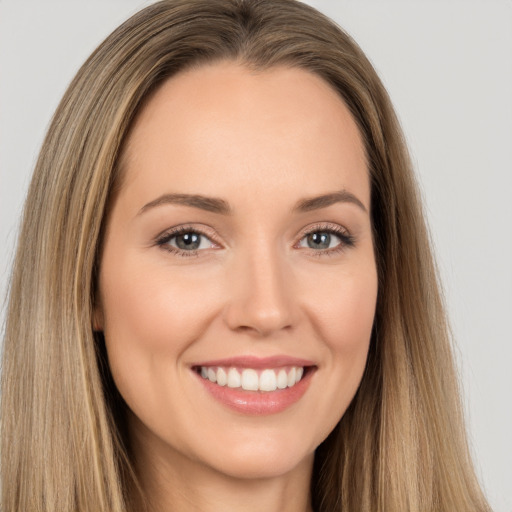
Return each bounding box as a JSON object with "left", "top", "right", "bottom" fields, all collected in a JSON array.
[
  {"left": 191, "top": 356, "right": 316, "bottom": 415},
  {"left": 195, "top": 370, "right": 313, "bottom": 414}
]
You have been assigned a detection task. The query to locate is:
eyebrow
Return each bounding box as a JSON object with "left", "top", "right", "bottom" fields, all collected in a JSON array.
[
  {"left": 293, "top": 190, "right": 367, "bottom": 213},
  {"left": 138, "top": 189, "right": 367, "bottom": 216},
  {"left": 138, "top": 193, "right": 231, "bottom": 216}
]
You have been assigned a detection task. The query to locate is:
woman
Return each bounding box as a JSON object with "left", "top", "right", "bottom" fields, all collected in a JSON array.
[{"left": 1, "top": 0, "right": 491, "bottom": 511}]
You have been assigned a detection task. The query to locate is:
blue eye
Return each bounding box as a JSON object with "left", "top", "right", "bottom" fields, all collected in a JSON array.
[
  {"left": 156, "top": 225, "right": 354, "bottom": 257},
  {"left": 298, "top": 227, "right": 354, "bottom": 252},
  {"left": 157, "top": 229, "right": 215, "bottom": 253},
  {"left": 172, "top": 232, "right": 206, "bottom": 250},
  {"left": 302, "top": 232, "right": 337, "bottom": 250}
]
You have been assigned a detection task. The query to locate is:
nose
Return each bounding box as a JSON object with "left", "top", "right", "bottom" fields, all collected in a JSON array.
[{"left": 223, "top": 245, "right": 298, "bottom": 337}]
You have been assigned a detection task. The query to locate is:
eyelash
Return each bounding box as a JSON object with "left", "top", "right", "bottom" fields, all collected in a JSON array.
[
  {"left": 296, "top": 223, "right": 355, "bottom": 257},
  {"left": 155, "top": 225, "right": 217, "bottom": 258},
  {"left": 155, "top": 223, "right": 355, "bottom": 258}
]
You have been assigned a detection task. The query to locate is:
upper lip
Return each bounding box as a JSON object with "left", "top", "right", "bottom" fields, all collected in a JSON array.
[{"left": 192, "top": 355, "right": 316, "bottom": 369}]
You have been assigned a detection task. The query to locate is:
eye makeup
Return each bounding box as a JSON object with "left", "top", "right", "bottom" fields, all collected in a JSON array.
[{"left": 155, "top": 221, "right": 356, "bottom": 258}]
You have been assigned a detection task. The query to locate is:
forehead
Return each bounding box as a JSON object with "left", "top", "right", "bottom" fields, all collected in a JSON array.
[{"left": 119, "top": 62, "right": 369, "bottom": 210}]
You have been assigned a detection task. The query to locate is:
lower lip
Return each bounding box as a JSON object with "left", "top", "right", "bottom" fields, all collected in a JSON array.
[{"left": 194, "top": 369, "right": 314, "bottom": 415}]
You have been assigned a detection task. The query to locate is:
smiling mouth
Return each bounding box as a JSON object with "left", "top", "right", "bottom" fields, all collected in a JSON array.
[
  {"left": 192, "top": 358, "right": 316, "bottom": 414},
  {"left": 193, "top": 365, "right": 313, "bottom": 392}
]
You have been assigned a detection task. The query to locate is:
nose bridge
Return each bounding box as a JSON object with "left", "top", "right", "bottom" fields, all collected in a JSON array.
[{"left": 224, "top": 237, "right": 296, "bottom": 336}]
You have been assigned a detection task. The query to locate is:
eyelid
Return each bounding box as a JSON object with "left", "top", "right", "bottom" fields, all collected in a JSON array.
[
  {"left": 296, "top": 221, "right": 351, "bottom": 239},
  {"left": 155, "top": 223, "right": 220, "bottom": 242},
  {"left": 294, "top": 222, "right": 355, "bottom": 254},
  {"left": 155, "top": 224, "right": 223, "bottom": 255},
  {"left": 154, "top": 221, "right": 355, "bottom": 257}
]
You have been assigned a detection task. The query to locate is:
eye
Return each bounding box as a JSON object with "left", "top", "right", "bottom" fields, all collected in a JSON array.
[
  {"left": 171, "top": 232, "right": 211, "bottom": 251},
  {"left": 156, "top": 227, "right": 217, "bottom": 255},
  {"left": 297, "top": 225, "right": 355, "bottom": 253}
]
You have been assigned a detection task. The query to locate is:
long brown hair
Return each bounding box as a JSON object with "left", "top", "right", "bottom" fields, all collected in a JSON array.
[{"left": 1, "top": 1, "right": 490, "bottom": 510}]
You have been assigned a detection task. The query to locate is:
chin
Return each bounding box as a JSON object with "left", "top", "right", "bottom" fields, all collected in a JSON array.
[{"left": 196, "top": 432, "right": 317, "bottom": 481}]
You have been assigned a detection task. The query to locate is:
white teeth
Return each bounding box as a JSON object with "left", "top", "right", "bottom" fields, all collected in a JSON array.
[
  {"left": 277, "top": 369, "right": 288, "bottom": 389},
  {"left": 287, "top": 367, "right": 296, "bottom": 387},
  {"left": 199, "top": 365, "right": 307, "bottom": 392},
  {"left": 216, "top": 367, "right": 227, "bottom": 386},
  {"left": 227, "top": 367, "right": 241, "bottom": 388},
  {"left": 241, "top": 369, "right": 259, "bottom": 391},
  {"left": 259, "top": 369, "right": 277, "bottom": 391}
]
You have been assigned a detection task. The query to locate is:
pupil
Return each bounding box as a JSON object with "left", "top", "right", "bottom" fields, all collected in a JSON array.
[
  {"left": 308, "top": 232, "right": 330, "bottom": 249},
  {"left": 176, "top": 233, "right": 200, "bottom": 250}
]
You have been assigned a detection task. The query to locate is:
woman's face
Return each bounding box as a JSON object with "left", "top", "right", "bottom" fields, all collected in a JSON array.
[{"left": 96, "top": 62, "right": 378, "bottom": 481}]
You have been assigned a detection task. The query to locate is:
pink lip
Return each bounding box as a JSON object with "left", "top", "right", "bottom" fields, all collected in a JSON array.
[
  {"left": 192, "top": 355, "right": 315, "bottom": 369},
  {"left": 191, "top": 356, "right": 317, "bottom": 415}
]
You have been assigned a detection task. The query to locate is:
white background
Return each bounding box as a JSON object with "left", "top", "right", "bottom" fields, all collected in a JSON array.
[{"left": 1, "top": 1, "right": 511, "bottom": 510}]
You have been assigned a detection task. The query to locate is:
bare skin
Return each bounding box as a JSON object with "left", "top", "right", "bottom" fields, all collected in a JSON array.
[{"left": 96, "top": 62, "right": 377, "bottom": 512}]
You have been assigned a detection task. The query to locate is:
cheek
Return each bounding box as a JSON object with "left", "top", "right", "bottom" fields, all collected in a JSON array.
[
  {"left": 100, "top": 257, "right": 219, "bottom": 348},
  {"left": 98, "top": 256, "right": 222, "bottom": 405},
  {"left": 302, "top": 259, "right": 377, "bottom": 411},
  {"left": 330, "top": 278, "right": 376, "bottom": 351},
  {"left": 307, "top": 261, "right": 377, "bottom": 352}
]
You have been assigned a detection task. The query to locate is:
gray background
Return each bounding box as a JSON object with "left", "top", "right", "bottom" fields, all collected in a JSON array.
[{"left": 1, "top": 1, "right": 511, "bottom": 510}]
